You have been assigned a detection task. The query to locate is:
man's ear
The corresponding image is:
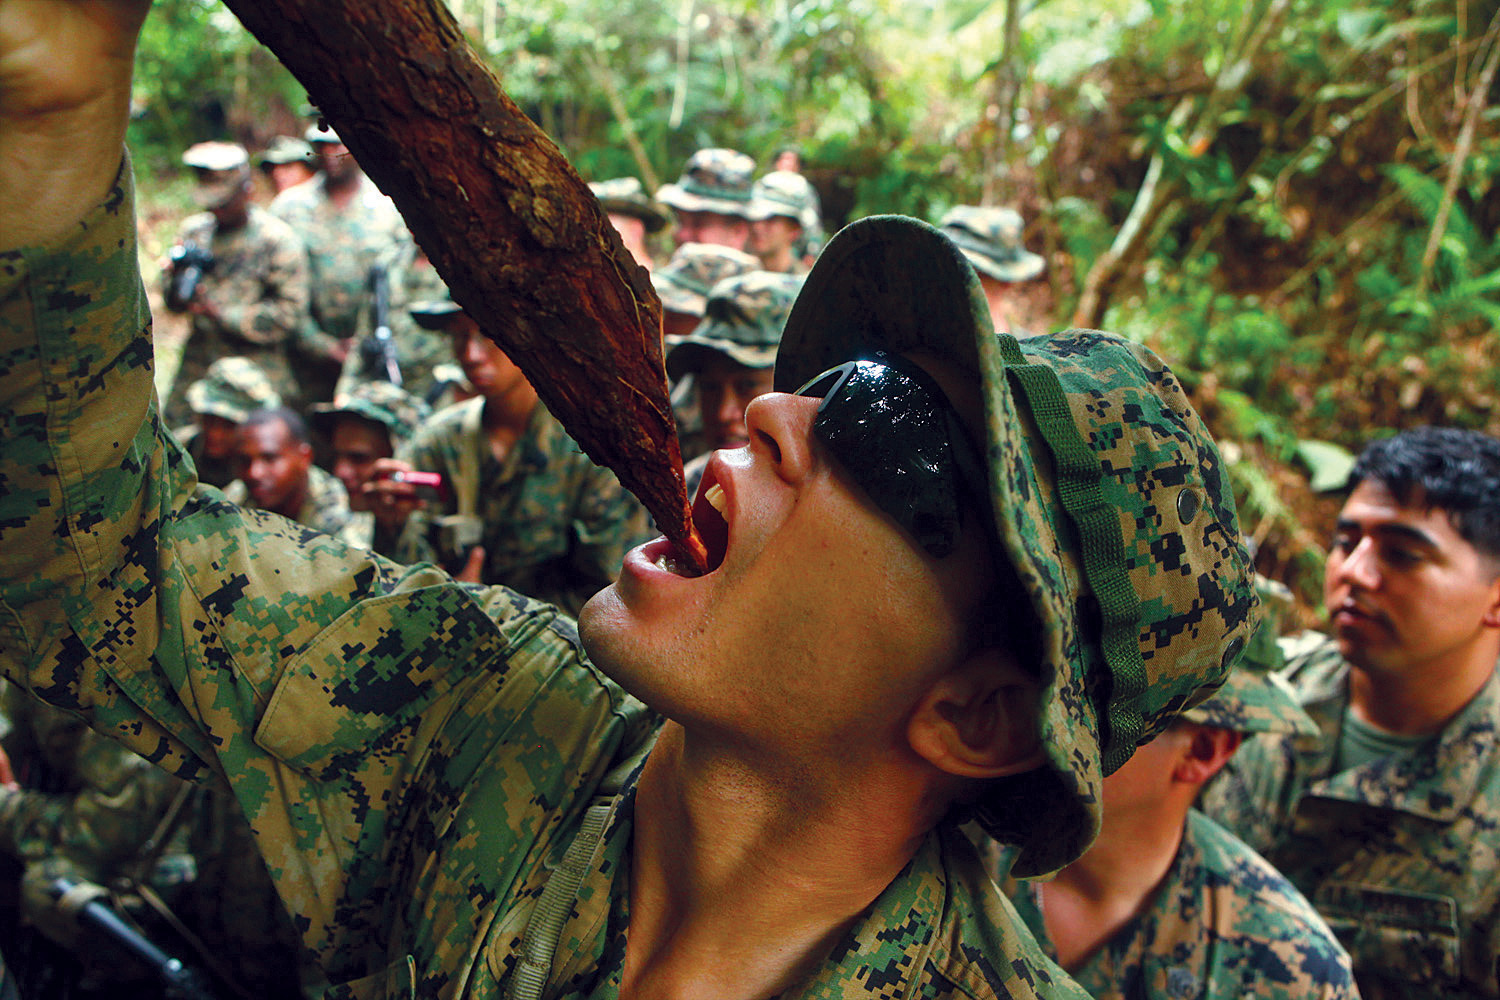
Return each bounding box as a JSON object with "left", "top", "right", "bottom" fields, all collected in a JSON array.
[
  {"left": 1480, "top": 564, "right": 1500, "bottom": 629},
  {"left": 1173, "top": 725, "right": 1242, "bottom": 786},
  {"left": 907, "top": 647, "right": 1045, "bottom": 779}
]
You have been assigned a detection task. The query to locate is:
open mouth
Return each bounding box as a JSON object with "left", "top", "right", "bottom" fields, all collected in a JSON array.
[{"left": 651, "top": 473, "right": 729, "bottom": 577}]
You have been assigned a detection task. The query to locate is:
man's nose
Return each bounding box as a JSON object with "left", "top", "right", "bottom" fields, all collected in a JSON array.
[
  {"left": 1335, "top": 536, "right": 1380, "bottom": 590},
  {"left": 742, "top": 392, "right": 817, "bottom": 485}
]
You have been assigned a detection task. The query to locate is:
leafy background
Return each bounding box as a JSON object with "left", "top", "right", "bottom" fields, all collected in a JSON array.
[{"left": 130, "top": 0, "right": 1500, "bottom": 624}]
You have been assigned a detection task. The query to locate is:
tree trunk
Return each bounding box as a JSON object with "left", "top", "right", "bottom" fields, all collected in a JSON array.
[{"left": 219, "top": 0, "right": 705, "bottom": 568}]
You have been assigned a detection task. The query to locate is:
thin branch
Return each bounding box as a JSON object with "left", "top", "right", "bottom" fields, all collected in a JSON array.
[
  {"left": 1417, "top": 6, "right": 1500, "bottom": 293},
  {"left": 584, "top": 50, "right": 660, "bottom": 192},
  {"left": 669, "top": 0, "right": 693, "bottom": 129}
]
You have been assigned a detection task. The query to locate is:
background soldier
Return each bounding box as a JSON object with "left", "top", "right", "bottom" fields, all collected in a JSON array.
[
  {"left": 589, "top": 176, "right": 669, "bottom": 271},
  {"left": 224, "top": 406, "right": 352, "bottom": 536},
  {"left": 171, "top": 356, "right": 282, "bottom": 490},
  {"left": 309, "top": 381, "right": 431, "bottom": 553},
  {"left": 655, "top": 147, "right": 756, "bottom": 251},
  {"left": 665, "top": 270, "right": 802, "bottom": 482},
  {"left": 270, "top": 123, "right": 410, "bottom": 407},
  {"left": 938, "top": 205, "right": 1046, "bottom": 336},
  {"left": 369, "top": 292, "right": 651, "bottom": 613},
  {"left": 256, "top": 134, "right": 316, "bottom": 195},
  {"left": 746, "top": 170, "right": 821, "bottom": 274},
  {"left": 990, "top": 645, "right": 1358, "bottom": 999},
  {"left": 161, "top": 140, "right": 310, "bottom": 426},
  {"left": 650, "top": 242, "right": 762, "bottom": 460},
  {"left": 1203, "top": 426, "right": 1500, "bottom": 999}
]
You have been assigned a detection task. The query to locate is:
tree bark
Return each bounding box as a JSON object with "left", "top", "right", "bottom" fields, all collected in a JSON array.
[{"left": 220, "top": 0, "right": 705, "bottom": 568}]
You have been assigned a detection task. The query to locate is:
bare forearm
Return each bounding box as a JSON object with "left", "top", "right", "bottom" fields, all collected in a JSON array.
[{"left": 0, "top": 0, "right": 149, "bottom": 252}]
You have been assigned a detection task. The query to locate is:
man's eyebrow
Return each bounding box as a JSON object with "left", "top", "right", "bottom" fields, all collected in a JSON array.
[{"left": 1336, "top": 517, "right": 1441, "bottom": 549}]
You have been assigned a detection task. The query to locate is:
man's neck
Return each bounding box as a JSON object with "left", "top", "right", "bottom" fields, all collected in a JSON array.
[
  {"left": 1038, "top": 801, "right": 1186, "bottom": 971},
  {"left": 481, "top": 385, "right": 539, "bottom": 456},
  {"left": 760, "top": 245, "right": 795, "bottom": 273},
  {"left": 621, "top": 724, "right": 934, "bottom": 1000},
  {"left": 270, "top": 479, "right": 309, "bottom": 521},
  {"left": 321, "top": 170, "right": 361, "bottom": 208},
  {"left": 1347, "top": 649, "right": 1495, "bottom": 735}
]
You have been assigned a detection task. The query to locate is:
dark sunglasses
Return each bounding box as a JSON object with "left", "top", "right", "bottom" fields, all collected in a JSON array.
[{"left": 794, "top": 353, "right": 988, "bottom": 559}]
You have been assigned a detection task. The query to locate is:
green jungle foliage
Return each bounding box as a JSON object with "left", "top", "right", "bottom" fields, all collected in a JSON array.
[{"left": 132, "top": 0, "right": 1500, "bottom": 620}]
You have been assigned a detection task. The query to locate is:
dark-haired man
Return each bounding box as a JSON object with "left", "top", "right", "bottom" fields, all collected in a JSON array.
[
  {"left": 1204, "top": 426, "right": 1500, "bottom": 999},
  {"left": 224, "top": 407, "right": 351, "bottom": 537},
  {"left": 0, "top": 5, "right": 1259, "bottom": 998}
]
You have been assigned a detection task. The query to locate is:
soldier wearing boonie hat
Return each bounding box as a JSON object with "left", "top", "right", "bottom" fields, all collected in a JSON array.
[
  {"left": 649, "top": 243, "right": 761, "bottom": 460},
  {"left": 257, "top": 135, "right": 316, "bottom": 195},
  {"left": 182, "top": 140, "right": 251, "bottom": 210},
  {"left": 589, "top": 177, "right": 669, "bottom": 271},
  {"left": 746, "top": 170, "right": 821, "bottom": 275},
  {"left": 988, "top": 585, "right": 1356, "bottom": 1000},
  {"left": 270, "top": 119, "right": 410, "bottom": 408},
  {"left": 656, "top": 148, "right": 756, "bottom": 251},
  {"left": 773, "top": 215, "right": 1259, "bottom": 880},
  {"left": 311, "top": 381, "right": 432, "bottom": 553},
  {"left": 174, "top": 357, "right": 283, "bottom": 490},
  {"left": 666, "top": 271, "right": 802, "bottom": 476},
  {"left": 938, "top": 205, "right": 1045, "bottom": 336}
]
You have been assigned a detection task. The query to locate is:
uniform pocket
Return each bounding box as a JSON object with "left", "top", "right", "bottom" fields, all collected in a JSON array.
[
  {"left": 1314, "top": 881, "right": 1460, "bottom": 994},
  {"left": 323, "top": 956, "right": 416, "bottom": 1000}
]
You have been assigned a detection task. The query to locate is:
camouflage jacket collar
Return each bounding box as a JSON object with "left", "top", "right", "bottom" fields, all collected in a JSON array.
[
  {"left": 537, "top": 767, "right": 1083, "bottom": 998},
  {"left": 1300, "top": 662, "right": 1500, "bottom": 822}
]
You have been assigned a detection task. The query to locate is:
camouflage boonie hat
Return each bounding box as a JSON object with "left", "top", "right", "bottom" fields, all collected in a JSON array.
[
  {"left": 1181, "top": 574, "right": 1314, "bottom": 736},
  {"left": 590, "top": 177, "right": 669, "bottom": 234},
  {"left": 186, "top": 357, "right": 282, "bottom": 424},
  {"left": 258, "top": 135, "right": 315, "bottom": 169},
  {"left": 310, "top": 381, "right": 433, "bottom": 452},
  {"left": 182, "top": 141, "right": 250, "bottom": 209},
  {"left": 939, "top": 205, "right": 1045, "bottom": 283},
  {"left": 409, "top": 286, "right": 464, "bottom": 330},
  {"left": 666, "top": 271, "right": 803, "bottom": 379},
  {"left": 652, "top": 243, "right": 761, "bottom": 317},
  {"left": 775, "top": 216, "right": 1259, "bottom": 877},
  {"left": 656, "top": 148, "right": 755, "bottom": 217},
  {"left": 304, "top": 123, "right": 342, "bottom": 145},
  {"left": 748, "top": 170, "right": 820, "bottom": 230}
]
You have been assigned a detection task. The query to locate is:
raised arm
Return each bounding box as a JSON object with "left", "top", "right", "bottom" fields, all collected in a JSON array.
[{"left": 0, "top": 0, "right": 149, "bottom": 252}]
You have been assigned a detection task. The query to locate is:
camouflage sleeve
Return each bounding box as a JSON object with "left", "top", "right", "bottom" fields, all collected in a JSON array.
[
  {"left": 0, "top": 723, "right": 184, "bottom": 878},
  {"left": 0, "top": 163, "right": 613, "bottom": 976},
  {"left": 212, "top": 222, "right": 310, "bottom": 348}
]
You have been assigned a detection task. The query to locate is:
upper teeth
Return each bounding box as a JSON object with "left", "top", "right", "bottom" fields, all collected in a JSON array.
[{"left": 705, "top": 484, "right": 727, "bottom": 515}]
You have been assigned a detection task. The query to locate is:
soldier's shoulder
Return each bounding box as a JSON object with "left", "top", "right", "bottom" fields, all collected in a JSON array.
[
  {"left": 1276, "top": 631, "right": 1347, "bottom": 691},
  {"left": 246, "top": 205, "right": 304, "bottom": 246},
  {"left": 1188, "top": 812, "right": 1348, "bottom": 943}
]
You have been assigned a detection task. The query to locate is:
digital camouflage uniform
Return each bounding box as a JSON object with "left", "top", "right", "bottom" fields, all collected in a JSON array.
[
  {"left": 393, "top": 396, "right": 652, "bottom": 617},
  {"left": 0, "top": 169, "right": 1259, "bottom": 999},
  {"left": 161, "top": 204, "right": 310, "bottom": 427},
  {"left": 1202, "top": 631, "right": 1500, "bottom": 999},
  {"left": 651, "top": 242, "right": 761, "bottom": 462},
  {"left": 269, "top": 151, "right": 409, "bottom": 405},
  {"left": 170, "top": 356, "right": 282, "bottom": 490},
  {"left": 999, "top": 812, "right": 1357, "bottom": 1000},
  {"left": 224, "top": 461, "right": 353, "bottom": 538},
  {"left": 988, "top": 650, "right": 1358, "bottom": 1000}
]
